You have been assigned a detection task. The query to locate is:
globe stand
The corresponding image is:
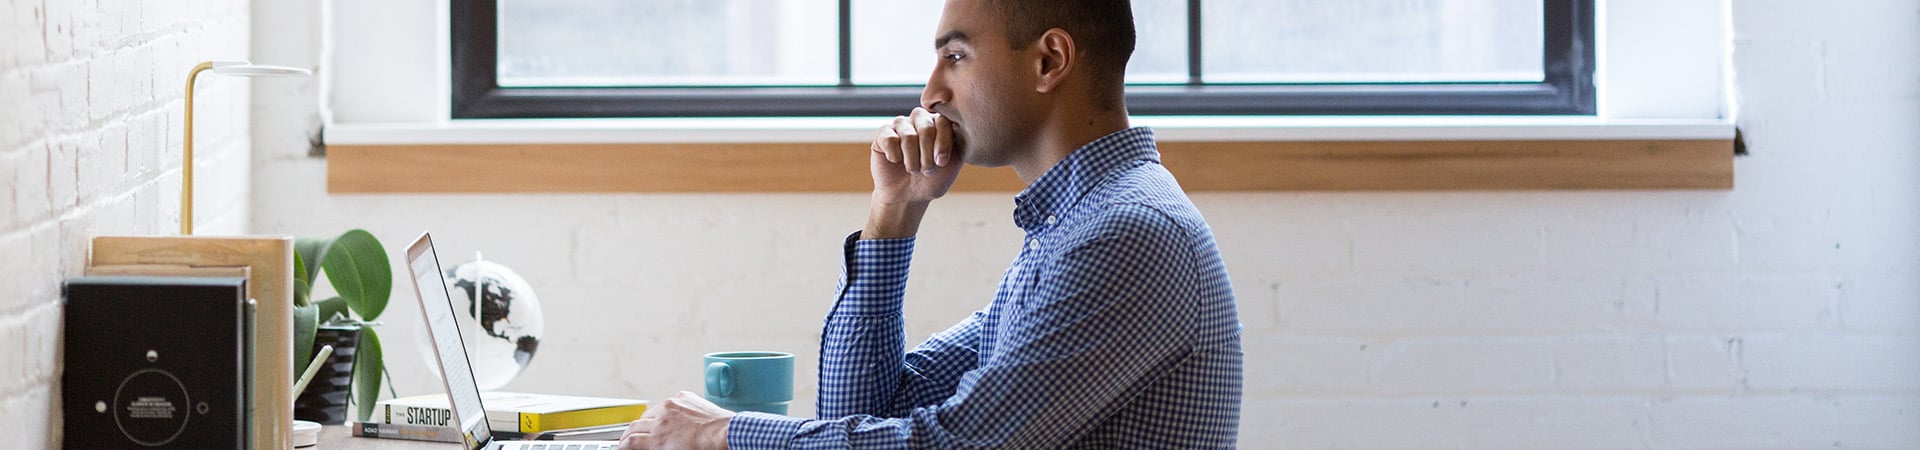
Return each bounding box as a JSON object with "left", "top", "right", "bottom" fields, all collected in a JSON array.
[{"left": 293, "top": 324, "right": 361, "bottom": 424}]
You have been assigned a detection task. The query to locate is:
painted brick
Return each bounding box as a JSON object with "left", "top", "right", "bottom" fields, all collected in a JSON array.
[
  {"left": 1653, "top": 275, "right": 1841, "bottom": 331},
  {"left": 1742, "top": 334, "right": 1920, "bottom": 391},
  {"left": 0, "top": 386, "right": 56, "bottom": 449},
  {"left": 29, "top": 62, "right": 88, "bottom": 136},
  {"left": 1243, "top": 399, "right": 1465, "bottom": 448},
  {"left": 0, "top": 152, "right": 18, "bottom": 227},
  {"left": 1348, "top": 211, "right": 1547, "bottom": 272},
  {"left": 0, "top": 230, "right": 35, "bottom": 313},
  {"left": 1820, "top": 9, "right": 1920, "bottom": 101},
  {"left": 130, "top": 180, "right": 160, "bottom": 232},
  {"left": 1459, "top": 398, "right": 1648, "bottom": 449},
  {"left": 28, "top": 223, "right": 59, "bottom": 310},
  {"left": 73, "top": 126, "right": 119, "bottom": 204},
  {"left": 1730, "top": 160, "right": 1891, "bottom": 272},
  {"left": 183, "top": 140, "right": 248, "bottom": 231},
  {"left": 41, "top": 0, "right": 73, "bottom": 60},
  {"left": 1538, "top": 195, "right": 1740, "bottom": 272},
  {"left": 46, "top": 140, "right": 76, "bottom": 213},
  {"left": 1275, "top": 274, "right": 1653, "bottom": 335},
  {"left": 85, "top": 56, "right": 119, "bottom": 122},
  {"left": 1552, "top": 336, "right": 1666, "bottom": 392},
  {"left": 1662, "top": 336, "right": 1747, "bottom": 392},
  {"left": 1229, "top": 278, "right": 1278, "bottom": 332},
  {"left": 1835, "top": 396, "right": 1920, "bottom": 448},
  {"left": 1201, "top": 195, "right": 1356, "bottom": 271},
  {"left": 4, "top": 145, "right": 49, "bottom": 228},
  {"left": 1841, "top": 272, "right": 1920, "bottom": 332},
  {"left": 1243, "top": 335, "right": 1375, "bottom": 395},
  {"left": 20, "top": 304, "right": 59, "bottom": 386},
  {"left": 125, "top": 110, "right": 161, "bottom": 179},
  {"left": 0, "top": 0, "right": 45, "bottom": 70},
  {"left": 1648, "top": 396, "right": 1839, "bottom": 448},
  {"left": 1275, "top": 275, "right": 1460, "bottom": 335},
  {"left": 1374, "top": 338, "right": 1555, "bottom": 395},
  {"left": 0, "top": 70, "right": 29, "bottom": 148},
  {"left": 1469, "top": 276, "right": 1661, "bottom": 334}
]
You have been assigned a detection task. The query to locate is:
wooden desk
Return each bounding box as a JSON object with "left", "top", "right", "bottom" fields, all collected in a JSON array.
[{"left": 318, "top": 425, "right": 460, "bottom": 449}]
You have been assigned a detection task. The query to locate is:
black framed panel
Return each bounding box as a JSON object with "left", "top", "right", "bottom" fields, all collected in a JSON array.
[{"left": 452, "top": 0, "right": 1595, "bottom": 118}]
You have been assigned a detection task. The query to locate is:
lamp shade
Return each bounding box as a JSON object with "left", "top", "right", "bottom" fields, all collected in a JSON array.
[{"left": 208, "top": 60, "right": 312, "bottom": 77}]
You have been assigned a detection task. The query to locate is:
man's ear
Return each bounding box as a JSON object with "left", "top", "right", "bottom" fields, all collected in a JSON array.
[{"left": 1033, "top": 28, "right": 1075, "bottom": 94}]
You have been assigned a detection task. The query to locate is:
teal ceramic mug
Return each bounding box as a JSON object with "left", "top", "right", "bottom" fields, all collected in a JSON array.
[{"left": 703, "top": 351, "right": 794, "bottom": 415}]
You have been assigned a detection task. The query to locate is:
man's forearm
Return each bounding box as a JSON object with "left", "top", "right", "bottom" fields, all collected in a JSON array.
[{"left": 862, "top": 200, "right": 930, "bottom": 240}]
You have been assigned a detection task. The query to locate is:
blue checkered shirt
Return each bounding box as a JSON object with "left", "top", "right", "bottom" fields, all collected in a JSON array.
[{"left": 728, "top": 127, "right": 1243, "bottom": 449}]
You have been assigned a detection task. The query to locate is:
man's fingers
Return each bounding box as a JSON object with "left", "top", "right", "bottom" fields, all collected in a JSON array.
[
  {"left": 876, "top": 126, "right": 903, "bottom": 165},
  {"left": 892, "top": 116, "right": 921, "bottom": 173},
  {"left": 619, "top": 433, "right": 649, "bottom": 450},
  {"left": 934, "top": 114, "right": 954, "bottom": 167},
  {"left": 912, "top": 109, "right": 938, "bottom": 173}
]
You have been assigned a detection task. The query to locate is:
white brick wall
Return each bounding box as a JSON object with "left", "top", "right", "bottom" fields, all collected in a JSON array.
[
  {"left": 252, "top": 0, "right": 1920, "bottom": 448},
  {"left": 0, "top": 0, "right": 255, "bottom": 447}
]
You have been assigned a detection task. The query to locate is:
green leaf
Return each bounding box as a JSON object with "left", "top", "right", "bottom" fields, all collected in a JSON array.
[
  {"left": 322, "top": 229, "right": 392, "bottom": 321},
  {"left": 293, "top": 303, "right": 319, "bottom": 378},
  {"left": 316, "top": 297, "right": 349, "bottom": 325},
  {"left": 292, "top": 251, "right": 312, "bottom": 307},
  {"left": 351, "top": 327, "right": 384, "bottom": 422},
  {"left": 295, "top": 237, "right": 332, "bottom": 288}
]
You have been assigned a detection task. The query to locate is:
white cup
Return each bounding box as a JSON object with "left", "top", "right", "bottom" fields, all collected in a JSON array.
[{"left": 292, "top": 420, "right": 322, "bottom": 449}]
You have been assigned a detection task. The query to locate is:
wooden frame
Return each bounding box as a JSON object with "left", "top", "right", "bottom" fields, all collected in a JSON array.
[{"left": 326, "top": 139, "right": 1732, "bottom": 193}]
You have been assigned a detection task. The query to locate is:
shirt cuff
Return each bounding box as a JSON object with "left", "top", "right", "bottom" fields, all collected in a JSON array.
[
  {"left": 726, "top": 411, "right": 809, "bottom": 450},
  {"left": 835, "top": 230, "right": 915, "bottom": 316}
]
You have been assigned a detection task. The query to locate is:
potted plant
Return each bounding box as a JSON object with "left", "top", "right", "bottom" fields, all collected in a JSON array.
[{"left": 290, "top": 229, "right": 392, "bottom": 424}]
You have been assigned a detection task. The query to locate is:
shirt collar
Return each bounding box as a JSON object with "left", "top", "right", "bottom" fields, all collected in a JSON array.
[{"left": 1012, "top": 127, "right": 1160, "bottom": 231}]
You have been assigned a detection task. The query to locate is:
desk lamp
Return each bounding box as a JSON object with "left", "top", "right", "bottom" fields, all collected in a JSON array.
[{"left": 182, "top": 60, "right": 310, "bottom": 235}]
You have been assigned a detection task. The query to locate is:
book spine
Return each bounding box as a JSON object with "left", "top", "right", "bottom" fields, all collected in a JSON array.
[
  {"left": 350, "top": 421, "right": 462, "bottom": 443},
  {"left": 378, "top": 402, "right": 459, "bottom": 428},
  {"left": 518, "top": 404, "right": 648, "bottom": 434}
]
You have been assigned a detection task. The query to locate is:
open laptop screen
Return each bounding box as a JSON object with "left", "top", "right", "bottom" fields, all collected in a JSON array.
[{"left": 406, "top": 233, "right": 493, "bottom": 449}]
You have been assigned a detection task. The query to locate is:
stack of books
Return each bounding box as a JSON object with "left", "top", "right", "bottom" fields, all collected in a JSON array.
[{"left": 352, "top": 392, "right": 647, "bottom": 442}]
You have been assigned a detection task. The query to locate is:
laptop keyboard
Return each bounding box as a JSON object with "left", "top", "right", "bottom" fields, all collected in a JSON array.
[{"left": 508, "top": 444, "right": 614, "bottom": 450}]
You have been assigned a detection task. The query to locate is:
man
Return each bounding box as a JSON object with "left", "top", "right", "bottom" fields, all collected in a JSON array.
[{"left": 621, "top": 0, "right": 1242, "bottom": 448}]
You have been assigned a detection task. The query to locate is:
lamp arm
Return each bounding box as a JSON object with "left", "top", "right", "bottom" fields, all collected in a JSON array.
[{"left": 182, "top": 61, "right": 213, "bottom": 235}]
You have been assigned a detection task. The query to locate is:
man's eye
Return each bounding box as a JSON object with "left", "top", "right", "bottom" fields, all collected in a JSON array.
[{"left": 944, "top": 53, "right": 965, "bottom": 62}]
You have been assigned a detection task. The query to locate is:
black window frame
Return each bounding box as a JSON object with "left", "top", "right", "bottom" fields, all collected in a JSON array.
[{"left": 452, "top": 0, "right": 1594, "bottom": 118}]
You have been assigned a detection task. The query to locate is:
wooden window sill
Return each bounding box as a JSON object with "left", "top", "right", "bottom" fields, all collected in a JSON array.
[{"left": 322, "top": 118, "right": 1733, "bottom": 192}]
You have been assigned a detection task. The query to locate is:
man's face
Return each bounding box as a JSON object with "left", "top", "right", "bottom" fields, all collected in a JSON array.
[{"left": 923, "top": 0, "right": 1042, "bottom": 167}]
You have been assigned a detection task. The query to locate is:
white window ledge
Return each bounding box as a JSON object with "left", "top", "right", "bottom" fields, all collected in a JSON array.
[{"left": 322, "top": 116, "right": 1735, "bottom": 146}]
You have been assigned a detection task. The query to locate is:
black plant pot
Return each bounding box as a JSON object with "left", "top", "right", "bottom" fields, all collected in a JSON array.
[{"left": 293, "top": 325, "right": 361, "bottom": 424}]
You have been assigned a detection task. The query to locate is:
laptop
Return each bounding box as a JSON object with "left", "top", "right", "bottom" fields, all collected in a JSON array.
[{"left": 406, "top": 232, "right": 619, "bottom": 450}]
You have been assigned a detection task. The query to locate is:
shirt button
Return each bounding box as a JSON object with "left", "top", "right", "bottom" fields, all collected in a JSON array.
[
  {"left": 1028, "top": 238, "right": 1040, "bottom": 248},
  {"left": 1045, "top": 215, "right": 1057, "bottom": 225}
]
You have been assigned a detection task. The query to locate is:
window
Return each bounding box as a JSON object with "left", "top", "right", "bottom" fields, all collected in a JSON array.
[{"left": 453, "top": 0, "right": 1593, "bottom": 118}]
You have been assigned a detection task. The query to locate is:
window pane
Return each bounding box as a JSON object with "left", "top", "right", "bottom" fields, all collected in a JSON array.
[
  {"left": 1202, "top": 0, "right": 1544, "bottom": 83},
  {"left": 498, "top": 0, "right": 839, "bottom": 87},
  {"left": 850, "top": 0, "right": 944, "bottom": 85},
  {"left": 1127, "top": 0, "right": 1188, "bottom": 84},
  {"left": 854, "top": 0, "right": 1189, "bottom": 86}
]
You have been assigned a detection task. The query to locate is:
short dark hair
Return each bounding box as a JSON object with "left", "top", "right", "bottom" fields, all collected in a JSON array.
[{"left": 986, "top": 0, "right": 1136, "bottom": 106}]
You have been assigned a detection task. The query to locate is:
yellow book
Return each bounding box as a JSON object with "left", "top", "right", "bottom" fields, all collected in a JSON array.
[{"left": 378, "top": 391, "right": 648, "bottom": 434}]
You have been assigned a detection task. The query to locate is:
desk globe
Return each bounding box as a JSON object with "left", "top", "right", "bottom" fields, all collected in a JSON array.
[{"left": 426, "top": 256, "right": 545, "bottom": 390}]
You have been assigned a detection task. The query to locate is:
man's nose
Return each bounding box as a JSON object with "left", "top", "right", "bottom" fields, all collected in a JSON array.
[{"left": 921, "top": 74, "right": 951, "bottom": 112}]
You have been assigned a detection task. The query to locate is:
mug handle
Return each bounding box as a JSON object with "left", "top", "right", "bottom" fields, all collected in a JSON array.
[{"left": 705, "top": 362, "right": 734, "bottom": 399}]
